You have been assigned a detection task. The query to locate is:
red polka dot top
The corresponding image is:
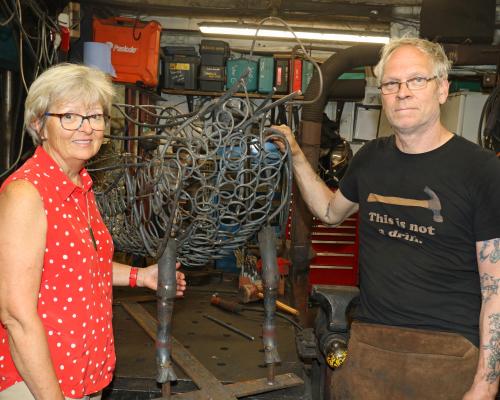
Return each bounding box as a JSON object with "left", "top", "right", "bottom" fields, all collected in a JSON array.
[{"left": 0, "top": 146, "right": 116, "bottom": 397}]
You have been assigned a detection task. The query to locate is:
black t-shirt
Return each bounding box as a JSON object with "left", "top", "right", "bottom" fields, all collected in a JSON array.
[{"left": 339, "top": 135, "right": 500, "bottom": 346}]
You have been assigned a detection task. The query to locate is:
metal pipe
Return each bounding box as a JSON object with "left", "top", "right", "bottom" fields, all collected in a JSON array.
[
  {"left": 1, "top": 70, "right": 14, "bottom": 171},
  {"left": 302, "top": 44, "right": 382, "bottom": 122},
  {"left": 203, "top": 314, "right": 255, "bottom": 341},
  {"left": 329, "top": 79, "right": 366, "bottom": 100},
  {"left": 156, "top": 238, "right": 178, "bottom": 398},
  {"left": 258, "top": 224, "right": 280, "bottom": 385}
]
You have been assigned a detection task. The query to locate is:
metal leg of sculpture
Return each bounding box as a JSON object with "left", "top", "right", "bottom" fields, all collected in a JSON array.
[
  {"left": 156, "top": 238, "right": 178, "bottom": 398},
  {"left": 257, "top": 224, "right": 281, "bottom": 385}
]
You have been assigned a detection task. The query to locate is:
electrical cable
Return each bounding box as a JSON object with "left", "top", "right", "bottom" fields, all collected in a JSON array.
[
  {"left": 0, "top": 0, "right": 64, "bottom": 179},
  {"left": 0, "top": 126, "right": 28, "bottom": 179},
  {"left": 16, "top": 0, "right": 28, "bottom": 92},
  {"left": 248, "top": 16, "right": 324, "bottom": 106}
]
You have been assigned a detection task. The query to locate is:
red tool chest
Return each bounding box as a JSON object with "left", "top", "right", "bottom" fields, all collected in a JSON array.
[
  {"left": 286, "top": 194, "right": 359, "bottom": 287},
  {"left": 93, "top": 17, "right": 161, "bottom": 87},
  {"left": 308, "top": 214, "right": 359, "bottom": 286}
]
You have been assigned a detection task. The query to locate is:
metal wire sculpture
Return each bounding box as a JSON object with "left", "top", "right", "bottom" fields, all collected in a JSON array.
[
  {"left": 86, "top": 70, "right": 300, "bottom": 397},
  {"left": 87, "top": 74, "right": 295, "bottom": 267}
]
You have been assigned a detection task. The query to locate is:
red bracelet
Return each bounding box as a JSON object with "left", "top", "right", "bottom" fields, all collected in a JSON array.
[{"left": 129, "top": 267, "right": 139, "bottom": 288}]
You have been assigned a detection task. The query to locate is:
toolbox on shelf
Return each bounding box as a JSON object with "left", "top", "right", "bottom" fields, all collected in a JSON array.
[
  {"left": 163, "top": 57, "right": 200, "bottom": 90},
  {"left": 199, "top": 39, "right": 230, "bottom": 66},
  {"left": 274, "top": 58, "right": 289, "bottom": 94},
  {"left": 291, "top": 59, "right": 302, "bottom": 93},
  {"left": 226, "top": 58, "right": 258, "bottom": 92},
  {"left": 302, "top": 60, "right": 314, "bottom": 94},
  {"left": 199, "top": 65, "right": 226, "bottom": 91},
  {"left": 93, "top": 17, "right": 161, "bottom": 87},
  {"left": 163, "top": 46, "right": 197, "bottom": 57},
  {"left": 258, "top": 57, "right": 274, "bottom": 94},
  {"left": 161, "top": 46, "right": 200, "bottom": 90}
]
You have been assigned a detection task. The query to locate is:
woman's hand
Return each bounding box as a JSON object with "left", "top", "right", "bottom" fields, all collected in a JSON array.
[{"left": 138, "top": 262, "right": 186, "bottom": 297}]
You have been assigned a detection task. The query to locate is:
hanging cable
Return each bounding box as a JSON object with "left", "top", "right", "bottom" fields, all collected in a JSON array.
[
  {"left": 249, "top": 16, "right": 324, "bottom": 106},
  {"left": 0, "top": 0, "right": 62, "bottom": 178}
]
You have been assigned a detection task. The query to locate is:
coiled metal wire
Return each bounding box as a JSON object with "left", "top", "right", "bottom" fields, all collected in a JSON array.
[{"left": 88, "top": 73, "right": 295, "bottom": 267}]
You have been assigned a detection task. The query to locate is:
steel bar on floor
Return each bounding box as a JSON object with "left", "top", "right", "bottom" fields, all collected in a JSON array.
[
  {"left": 159, "top": 374, "right": 303, "bottom": 400},
  {"left": 121, "top": 301, "right": 303, "bottom": 399}
]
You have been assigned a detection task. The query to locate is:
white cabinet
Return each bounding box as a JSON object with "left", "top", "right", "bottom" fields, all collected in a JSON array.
[{"left": 441, "top": 91, "right": 489, "bottom": 144}]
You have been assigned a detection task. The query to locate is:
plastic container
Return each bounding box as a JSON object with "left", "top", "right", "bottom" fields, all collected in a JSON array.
[
  {"left": 93, "top": 17, "right": 161, "bottom": 87},
  {"left": 302, "top": 60, "right": 314, "bottom": 94},
  {"left": 163, "top": 56, "right": 200, "bottom": 90},
  {"left": 258, "top": 57, "right": 274, "bottom": 94},
  {"left": 199, "top": 39, "right": 230, "bottom": 66},
  {"left": 274, "top": 58, "right": 289, "bottom": 94},
  {"left": 226, "top": 58, "right": 258, "bottom": 92},
  {"left": 291, "top": 59, "right": 302, "bottom": 93},
  {"left": 163, "top": 46, "right": 197, "bottom": 57},
  {"left": 199, "top": 65, "right": 225, "bottom": 91}
]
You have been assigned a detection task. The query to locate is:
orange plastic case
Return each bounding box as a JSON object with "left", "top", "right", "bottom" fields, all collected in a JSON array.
[{"left": 93, "top": 17, "right": 161, "bottom": 87}]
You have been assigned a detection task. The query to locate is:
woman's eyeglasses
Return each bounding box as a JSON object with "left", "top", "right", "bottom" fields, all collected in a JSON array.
[{"left": 44, "top": 112, "right": 110, "bottom": 131}]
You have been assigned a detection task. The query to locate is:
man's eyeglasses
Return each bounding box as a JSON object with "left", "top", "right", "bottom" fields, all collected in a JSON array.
[
  {"left": 44, "top": 112, "right": 110, "bottom": 131},
  {"left": 378, "top": 76, "right": 437, "bottom": 95}
]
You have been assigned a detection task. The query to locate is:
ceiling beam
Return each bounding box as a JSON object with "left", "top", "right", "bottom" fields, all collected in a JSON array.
[{"left": 84, "top": 0, "right": 397, "bottom": 24}]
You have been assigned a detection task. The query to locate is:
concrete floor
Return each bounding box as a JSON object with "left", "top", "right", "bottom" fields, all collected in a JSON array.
[{"left": 104, "top": 272, "right": 306, "bottom": 399}]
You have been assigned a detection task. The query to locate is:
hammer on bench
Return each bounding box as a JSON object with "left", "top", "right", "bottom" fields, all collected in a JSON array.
[{"left": 367, "top": 186, "right": 443, "bottom": 223}]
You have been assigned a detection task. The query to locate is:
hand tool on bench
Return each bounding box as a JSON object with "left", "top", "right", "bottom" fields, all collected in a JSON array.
[{"left": 211, "top": 294, "right": 303, "bottom": 331}]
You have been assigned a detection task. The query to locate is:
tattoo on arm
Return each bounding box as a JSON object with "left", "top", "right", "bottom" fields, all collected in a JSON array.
[
  {"left": 480, "top": 273, "right": 500, "bottom": 303},
  {"left": 480, "top": 241, "right": 489, "bottom": 262},
  {"left": 325, "top": 199, "right": 332, "bottom": 220},
  {"left": 493, "top": 239, "right": 500, "bottom": 263},
  {"left": 483, "top": 313, "right": 500, "bottom": 383},
  {"left": 479, "top": 239, "right": 500, "bottom": 264}
]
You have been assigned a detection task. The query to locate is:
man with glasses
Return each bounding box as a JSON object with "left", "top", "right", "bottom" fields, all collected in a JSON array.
[{"left": 274, "top": 38, "right": 500, "bottom": 399}]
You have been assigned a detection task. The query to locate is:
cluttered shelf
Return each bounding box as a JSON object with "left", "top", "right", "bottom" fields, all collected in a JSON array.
[{"left": 162, "top": 88, "right": 304, "bottom": 100}]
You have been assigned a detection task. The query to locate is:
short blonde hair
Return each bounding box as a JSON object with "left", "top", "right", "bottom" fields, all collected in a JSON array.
[
  {"left": 374, "top": 37, "right": 452, "bottom": 86},
  {"left": 24, "top": 63, "right": 115, "bottom": 146}
]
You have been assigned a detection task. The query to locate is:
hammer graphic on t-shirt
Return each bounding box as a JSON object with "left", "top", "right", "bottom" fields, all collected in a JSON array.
[{"left": 367, "top": 186, "right": 443, "bottom": 223}]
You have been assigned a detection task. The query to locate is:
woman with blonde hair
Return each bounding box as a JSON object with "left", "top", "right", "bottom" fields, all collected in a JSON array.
[{"left": 0, "top": 63, "right": 186, "bottom": 400}]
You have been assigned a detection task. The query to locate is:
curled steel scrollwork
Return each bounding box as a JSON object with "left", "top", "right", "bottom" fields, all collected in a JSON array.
[{"left": 88, "top": 72, "right": 295, "bottom": 267}]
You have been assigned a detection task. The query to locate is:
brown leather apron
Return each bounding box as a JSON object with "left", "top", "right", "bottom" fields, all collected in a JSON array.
[{"left": 331, "top": 321, "right": 479, "bottom": 400}]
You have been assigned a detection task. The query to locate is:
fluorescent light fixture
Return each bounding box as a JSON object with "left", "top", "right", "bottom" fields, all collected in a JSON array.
[{"left": 199, "top": 22, "right": 390, "bottom": 44}]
